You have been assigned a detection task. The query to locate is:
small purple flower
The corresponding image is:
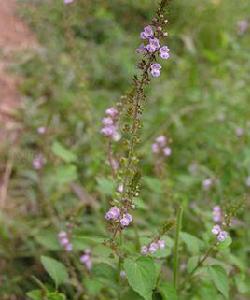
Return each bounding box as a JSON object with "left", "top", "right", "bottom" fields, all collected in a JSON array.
[
  {"left": 120, "top": 213, "right": 133, "bottom": 227},
  {"left": 136, "top": 44, "right": 146, "bottom": 54},
  {"left": 60, "top": 237, "right": 69, "bottom": 246},
  {"left": 140, "top": 25, "right": 154, "bottom": 39},
  {"left": 148, "top": 242, "right": 159, "bottom": 253},
  {"left": 155, "top": 135, "right": 166, "bottom": 147},
  {"left": 65, "top": 243, "right": 73, "bottom": 252},
  {"left": 150, "top": 63, "right": 161, "bottom": 78},
  {"left": 211, "top": 225, "right": 221, "bottom": 235},
  {"left": 160, "top": 46, "right": 170, "bottom": 59},
  {"left": 237, "top": 20, "right": 249, "bottom": 35},
  {"left": 105, "top": 107, "right": 119, "bottom": 118},
  {"left": 37, "top": 126, "right": 47, "bottom": 134},
  {"left": 33, "top": 154, "right": 46, "bottom": 170},
  {"left": 105, "top": 206, "right": 120, "bottom": 221},
  {"left": 120, "top": 270, "right": 126, "bottom": 279},
  {"left": 152, "top": 143, "right": 160, "bottom": 153},
  {"left": 102, "top": 117, "right": 114, "bottom": 126},
  {"left": 217, "top": 231, "right": 228, "bottom": 242},
  {"left": 141, "top": 245, "right": 148, "bottom": 255},
  {"left": 101, "top": 126, "right": 116, "bottom": 137},
  {"left": 58, "top": 231, "right": 67, "bottom": 239},
  {"left": 163, "top": 147, "right": 172, "bottom": 157},
  {"left": 158, "top": 239, "right": 166, "bottom": 249},
  {"left": 80, "top": 251, "right": 92, "bottom": 270},
  {"left": 202, "top": 178, "right": 213, "bottom": 191},
  {"left": 64, "top": 0, "right": 74, "bottom": 4},
  {"left": 117, "top": 183, "right": 124, "bottom": 193},
  {"left": 146, "top": 38, "right": 160, "bottom": 52},
  {"left": 212, "top": 206, "right": 222, "bottom": 223}
]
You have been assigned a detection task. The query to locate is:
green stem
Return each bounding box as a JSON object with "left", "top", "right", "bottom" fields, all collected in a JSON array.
[{"left": 173, "top": 206, "right": 183, "bottom": 289}]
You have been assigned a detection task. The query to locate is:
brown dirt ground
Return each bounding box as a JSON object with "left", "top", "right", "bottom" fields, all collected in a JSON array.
[
  {"left": 0, "top": 0, "right": 36, "bottom": 208},
  {"left": 0, "top": 0, "right": 36, "bottom": 139}
]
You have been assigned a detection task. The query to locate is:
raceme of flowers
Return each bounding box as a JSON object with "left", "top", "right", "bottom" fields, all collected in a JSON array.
[
  {"left": 141, "top": 239, "right": 166, "bottom": 255},
  {"left": 80, "top": 249, "right": 92, "bottom": 270},
  {"left": 101, "top": 107, "right": 121, "bottom": 141},
  {"left": 152, "top": 135, "right": 172, "bottom": 157},
  {"left": 211, "top": 206, "right": 229, "bottom": 242},
  {"left": 105, "top": 206, "right": 133, "bottom": 228},
  {"left": 58, "top": 231, "right": 73, "bottom": 252},
  {"left": 137, "top": 25, "right": 170, "bottom": 78}
]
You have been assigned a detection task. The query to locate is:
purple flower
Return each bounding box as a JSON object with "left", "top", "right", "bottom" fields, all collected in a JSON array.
[
  {"left": 105, "top": 206, "right": 120, "bottom": 221},
  {"left": 141, "top": 245, "right": 148, "bottom": 255},
  {"left": 37, "top": 126, "right": 47, "bottom": 134},
  {"left": 105, "top": 107, "right": 119, "bottom": 118},
  {"left": 150, "top": 63, "right": 161, "bottom": 78},
  {"left": 80, "top": 251, "right": 92, "bottom": 270},
  {"left": 237, "top": 20, "right": 249, "bottom": 35},
  {"left": 155, "top": 135, "right": 166, "bottom": 147},
  {"left": 235, "top": 127, "right": 244, "bottom": 137},
  {"left": 102, "top": 117, "right": 114, "bottom": 126},
  {"left": 146, "top": 38, "right": 160, "bottom": 52},
  {"left": 65, "top": 243, "right": 73, "bottom": 252},
  {"left": 148, "top": 242, "right": 159, "bottom": 253},
  {"left": 211, "top": 225, "right": 221, "bottom": 235},
  {"left": 152, "top": 143, "right": 160, "bottom": 154},
  {"left": 33, "top": 154, "right": 46, "bottom": 170},
  {"left": 212, "top": 206, "right": 222, "bottom": 223},
  {"left": 140, "top": 25, "right": 154, "bottom": 39},
  {"left": 58, "top": 231, "right": 67, "bottom": 239},
  {"left": 163, "top": 147, "right": 172, "bottom": 157},
  {"left": 217, "top": 231, "right": 228, "bottom": 242},
  {"left": 202, "top": 178, "right": 213, "bottom": 191},
  {"left": 158, "top": 239, "right": 165, "bottom": 249},
  {"left": 117, "top": 184, "right": 124, "bottom": 193},
  {"left": 101, "top": 125, "right": 116, "bottom": 137},
  {"left": 120, "top": 213, "right": 133, "bottom": 227},
  {"left": 64, "top": 0, "right": 74, "bottom": 4},
  {"left": 160, "top": 46, "right": 170, "bottom": 59},
  {"left": 136, "top": 44, "right": 146, "bottom": 54}
]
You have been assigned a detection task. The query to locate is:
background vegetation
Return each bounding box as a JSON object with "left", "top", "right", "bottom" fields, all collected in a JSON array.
[{"left": 0, "top": 0, "right": 249, "bottom": 299}]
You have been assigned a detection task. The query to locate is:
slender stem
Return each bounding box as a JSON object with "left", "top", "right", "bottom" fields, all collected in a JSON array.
[{"left": 173, "top": 206, "right": 183, "bottom": 289}]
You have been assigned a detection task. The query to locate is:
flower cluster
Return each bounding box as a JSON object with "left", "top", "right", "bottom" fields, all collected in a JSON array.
[
  {"left": 33, "top": 154, "right": 46, "bottom": 170},
  {"left": 211, "top": 206, "right": 229, "bottom": 242},
  {"left": 141, "top": 239, "right": 165, "bottom": 255},
  {"left": 202, "top": 178, "right": 213, "bottom": 191},
  {"left": 138, "top": 25, "right": 170, "bottom": 78},
  {"left": 152, "top": 135, "right": 172, "bottom": 157},
  {"left": 105, "top": 206, "right": 133, "bottom": 228},
  {"left": 37, "top": 126, "right": 47, "bottom": 135},
  {"left": 80, "top": 249, "right": 92, "bottom": 270},
  {"left": 64, "top": 0, "right": 74, "bottom": 4},
  {"left": 58, "top": 231, "right": 73, "bottom": 251},
  {"left": 101, "top": 107, "right": 120, "bottom": 141}
]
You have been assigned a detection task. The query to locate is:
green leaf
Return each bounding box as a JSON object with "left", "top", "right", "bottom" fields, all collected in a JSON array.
[
  {"left": 217, "top": 236, "right": 232, "bottom": 251},
  {"left": 208, "top": 265, "right": 229, "bottom": 299},
  {"left": 92, "top": 263, "right": 117, "bottom": 283},
  {"left": 124, "top": 256, "right": 158, "bottom": 300},
  {"left": 47, "top": 292, "right": 66, "bottom": 300},
  {"left": 52, "top": 141, "right": 77, "bottom": 163},
  {"left": 27, "top": 290, "right": 43, "bottom": 300},
  {"left": 180, "top": 232, "right": 203, "bottom": 254},
  {"left": 54, "top": 164, "right": 77, "bottom": 184},
  {"left": 158, "top": 282, "right": 178, "bottom": 300},
  {"left": 35, "top": 231, "right": 60, "bottom": 250},
  {"left": 187, "top": 256, "right": 199, "bottom": 273},
  {"left": 97, "top": 178, "right": 115, "bottom": 195},
  {"left": 41, "top": 256, "right": 69, "bottom": 288}
]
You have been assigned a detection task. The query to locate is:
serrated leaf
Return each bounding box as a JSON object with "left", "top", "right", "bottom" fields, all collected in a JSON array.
[
  {"left": 158, "top": 282, "right": 178, "bottom": 300},
  {"left": 52, "top": 141, "right": 77, "bottom": 163},
  {"left": 208, "top": 265, "right": 229, "bottom": 299},
  {"left": 41, "top": 256, "right": 69, "bottom": 288},
  {"left": 124, "top": 256, "right": 158, "bottom": 300}
]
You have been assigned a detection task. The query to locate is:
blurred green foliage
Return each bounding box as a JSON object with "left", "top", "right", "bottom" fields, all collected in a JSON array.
[{"left": 0, "top": 0, "right": 249, "bottom": 299}]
